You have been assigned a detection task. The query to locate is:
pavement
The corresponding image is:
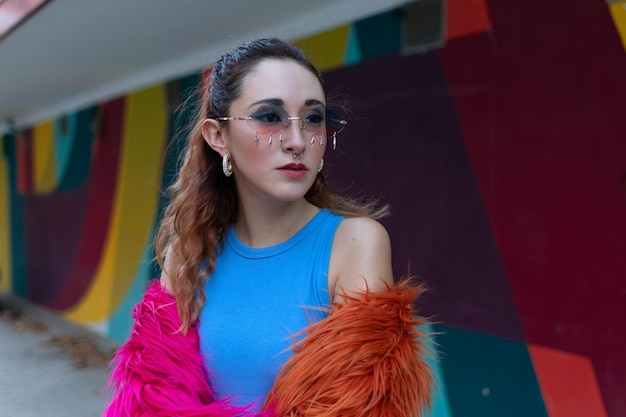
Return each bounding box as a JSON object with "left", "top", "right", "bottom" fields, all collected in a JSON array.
[{"left": 0, "top": 293, "right": 121, "bottom": 417}]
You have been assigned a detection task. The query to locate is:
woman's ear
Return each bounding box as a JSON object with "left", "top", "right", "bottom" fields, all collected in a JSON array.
[{"left": 201, "top": 118, "right": 227, "bottom": 155}]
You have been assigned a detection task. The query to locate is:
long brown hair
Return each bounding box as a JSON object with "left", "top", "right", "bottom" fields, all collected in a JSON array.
[{"left": 155, "top": 38, "right": 388, "bottom": 332}]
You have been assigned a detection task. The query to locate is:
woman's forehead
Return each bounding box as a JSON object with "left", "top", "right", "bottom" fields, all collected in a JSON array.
[{"left": 236, "top": 59, "right": 325, "bottom": 107}]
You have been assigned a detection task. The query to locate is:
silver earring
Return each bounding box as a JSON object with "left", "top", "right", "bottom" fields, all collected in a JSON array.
[
  {"left": 268, "top": 132, "right": 272, "bottom": 145},
  {"left": 317, "top": 158, "right": 324, "bottom": 173},
  {"left": 320, "top": 135, "right": 325, "bottom": 147},
  {"left": 333, "top": 132, "right": 337, "bottom": 150},
  {"left": 222, "top": 153, "right": 233, "bottom": 177},
  {"left": 310, "top": 133, "right": 315, "bottom": 146},
  {"left": 279, "top": 131, "right": 283, "bottom": 143}
]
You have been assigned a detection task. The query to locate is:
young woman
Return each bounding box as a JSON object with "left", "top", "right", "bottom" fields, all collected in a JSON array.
[{"left": 105, "top": 37, "right": 432, "bottom": 417}]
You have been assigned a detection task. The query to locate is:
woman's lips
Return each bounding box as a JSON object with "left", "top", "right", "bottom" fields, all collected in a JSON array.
[{"left": 278, "top": 163, "right": 308, "bottom": 178}]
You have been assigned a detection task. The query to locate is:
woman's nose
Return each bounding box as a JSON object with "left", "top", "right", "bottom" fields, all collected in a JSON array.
[{"left": 281, "top": 118, "right": 307, "bottom": 152}]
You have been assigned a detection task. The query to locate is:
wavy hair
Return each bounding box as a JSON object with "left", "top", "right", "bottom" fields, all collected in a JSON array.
[{"left": 155, "top": 38, "right": 389, "bottom": 332}]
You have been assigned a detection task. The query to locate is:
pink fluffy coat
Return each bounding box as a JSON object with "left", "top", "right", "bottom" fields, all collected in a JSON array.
[
  {"left": 103, "top": 281, "right": 275, "bottom": 417},
  {"left": 103, "top": 280, "right": 432, "bottom": 416}
]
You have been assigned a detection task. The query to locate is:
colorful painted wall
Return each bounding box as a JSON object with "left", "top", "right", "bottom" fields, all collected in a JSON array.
[{"left": 1, "top": 1, "right": 625, "bottom": 416}]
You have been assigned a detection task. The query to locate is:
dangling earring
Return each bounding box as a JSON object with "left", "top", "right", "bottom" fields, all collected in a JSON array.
[
  {"left": 320, "top": 134, "right": 325, "bottom": 147},
  {"left": 268, "top": 131, "right": 272, "bottom": 145},
  {"left": 333, "top": 132, "right": 337, "bottom": 150},
  {"left": 222, "top": 153, "right": 233, "bottom": 177},
  {"left": 310, "top": 133, "right": 315, "bottom": 146},
  {"left": 317, "top": 158, "right": 324, "bottom": 173}
]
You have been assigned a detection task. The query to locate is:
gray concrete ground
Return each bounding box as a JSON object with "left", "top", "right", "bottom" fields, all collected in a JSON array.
[{"left": 0, "top": 293, "right": 120, "bottom": 417}]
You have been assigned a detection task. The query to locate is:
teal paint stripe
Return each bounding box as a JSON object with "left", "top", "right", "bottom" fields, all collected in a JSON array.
[
  {"left": 108, "top": 237, "right": 154, "bottom": 342},
  {"left": 354, "top": 9, "right": 403, "bottom": 60},
  {"left": 58, "top": 107, "right": 97, "bottom": 190},
  {"left": 435, "top": 324, "right": 548, "bottom": 417},
  {"left": 3, "top": 134, "right": 28, "bottom": 297},
  {"left": 423, "top": 324, "right": 453, "bottom": 417},
  {"left": 344, "top": 24, "right": 362, "bottom": 65},
  {"left": 54, "top": 113, "right": 78, "bottom": 185}
]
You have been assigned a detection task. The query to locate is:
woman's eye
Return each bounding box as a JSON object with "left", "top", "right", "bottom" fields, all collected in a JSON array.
[
  {"left": 252, "top": 112, "right": 283, "bottom": 124},
  {"left": 304, "top": 114, "right": 324, "bottom": 125}
]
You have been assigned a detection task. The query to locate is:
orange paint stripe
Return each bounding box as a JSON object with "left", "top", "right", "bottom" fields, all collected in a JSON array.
[
  {"left": 446, "top": 0, "right": 492, "bottom": 40},
  {"left": 529, "top": 345, "right": 608, "bottom": 417}
]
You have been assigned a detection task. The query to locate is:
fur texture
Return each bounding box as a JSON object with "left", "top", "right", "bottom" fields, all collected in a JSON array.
[
  {"left": 265, "top": 281, "right": 433, "bottom": 417},
  {"left": 104, "top": 280, "right": 432, "bottom": 417},
  {"left": 103, "top": 280, "right": 275, "bottom": 417}
]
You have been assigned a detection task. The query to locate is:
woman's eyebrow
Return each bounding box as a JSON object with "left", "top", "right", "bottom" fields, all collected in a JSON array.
[
  {"left": 248, "top": 98, "right": 283, "bottom": 109},
  {"left": 305, "top": 99, "right": 325, "bottom": 107},
  {"left": 247, "top": 98, "right": 325, "bottom": 110}
]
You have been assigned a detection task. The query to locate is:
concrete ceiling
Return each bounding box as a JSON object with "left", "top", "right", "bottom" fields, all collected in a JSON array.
[{"left": 0, "top": 0, "right": 411, "bottom": 133}]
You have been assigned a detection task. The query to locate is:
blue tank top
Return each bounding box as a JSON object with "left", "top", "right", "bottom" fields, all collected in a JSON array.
[{"left": 198, "top": 209, "right": 344, "bottom": 409}]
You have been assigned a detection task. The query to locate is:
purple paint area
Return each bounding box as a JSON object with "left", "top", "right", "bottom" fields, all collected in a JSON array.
[
  {"left": 322, "top": 51, "right": 524, "bottom": 341},
  {"left": 25, "top": 184, "right": 90, "bottom": 303},
  {"left": 438, "top": 0, "right": 626, "bottom": 413}
]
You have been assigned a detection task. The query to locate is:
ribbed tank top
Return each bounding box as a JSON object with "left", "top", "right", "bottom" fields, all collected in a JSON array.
[{"left": 198, "top": 209, "right": 344, "bottom": 409}]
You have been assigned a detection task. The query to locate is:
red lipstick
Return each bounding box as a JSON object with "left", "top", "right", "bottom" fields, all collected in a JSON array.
[{"left": 278, "top": 163, "right": 308, "bottom": 178}]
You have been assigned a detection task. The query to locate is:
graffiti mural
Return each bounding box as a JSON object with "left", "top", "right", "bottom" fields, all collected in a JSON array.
[{"left": 1, "top": 1, "right": 625, "bottom": 416}]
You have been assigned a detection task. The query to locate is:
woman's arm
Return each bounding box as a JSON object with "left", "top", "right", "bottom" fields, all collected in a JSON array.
[
  {"left": 267, "top": 226, "right": 433, "bottom": 416},
  {"left": 329, "top": 216, "right": 395, "bottom": 302},
  {"left": 159, "top": 245, "right": 177, "bottom": 292}
]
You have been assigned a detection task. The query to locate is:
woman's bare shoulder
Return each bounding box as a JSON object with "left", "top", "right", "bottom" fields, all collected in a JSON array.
[{"left": 329, "top": 216, "right": 394, "bottom": 301}]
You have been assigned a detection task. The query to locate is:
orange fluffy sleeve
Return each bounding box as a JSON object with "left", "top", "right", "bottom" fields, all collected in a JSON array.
[{"left": 264, "top": 280, "right": 434, "bottom": 417}]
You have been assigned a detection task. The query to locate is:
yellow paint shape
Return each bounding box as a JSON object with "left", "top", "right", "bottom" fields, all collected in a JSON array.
[
  {"left": 32, "top": 120, "right": 57, "bottom": 194},
  {"left": 294, "top": 25, "right": 351, "bottom": 72},
  {"left": 0, "top": 136, "right": 12, "bottom": 292},
  {"left": 609, "top": 1, "right": 626, "bottom": 52},
  {"left": 62, "top": 85, "right": 168, "bottom": 323}
]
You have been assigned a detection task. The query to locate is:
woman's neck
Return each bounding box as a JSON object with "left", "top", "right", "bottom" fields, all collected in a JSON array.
[{"left": 233, "top": 199, "right": 319, "bottom": 248}]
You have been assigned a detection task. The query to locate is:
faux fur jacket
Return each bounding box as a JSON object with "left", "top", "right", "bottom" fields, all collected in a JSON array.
[{"left": 103, "top": 280, "right": 433, "bottom": 417}]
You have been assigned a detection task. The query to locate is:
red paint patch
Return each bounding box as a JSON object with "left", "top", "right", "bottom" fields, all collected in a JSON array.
[
  {"left": 446, "top": 0, "right": 492, "bottom": 40},
  {"left": 529, "top": 345, "right": 608, "bottom": 417}
]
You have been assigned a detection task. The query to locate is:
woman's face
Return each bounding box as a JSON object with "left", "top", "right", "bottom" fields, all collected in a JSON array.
[{"left": 222, "top": 58, "right": 328, "bottom": 205}]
